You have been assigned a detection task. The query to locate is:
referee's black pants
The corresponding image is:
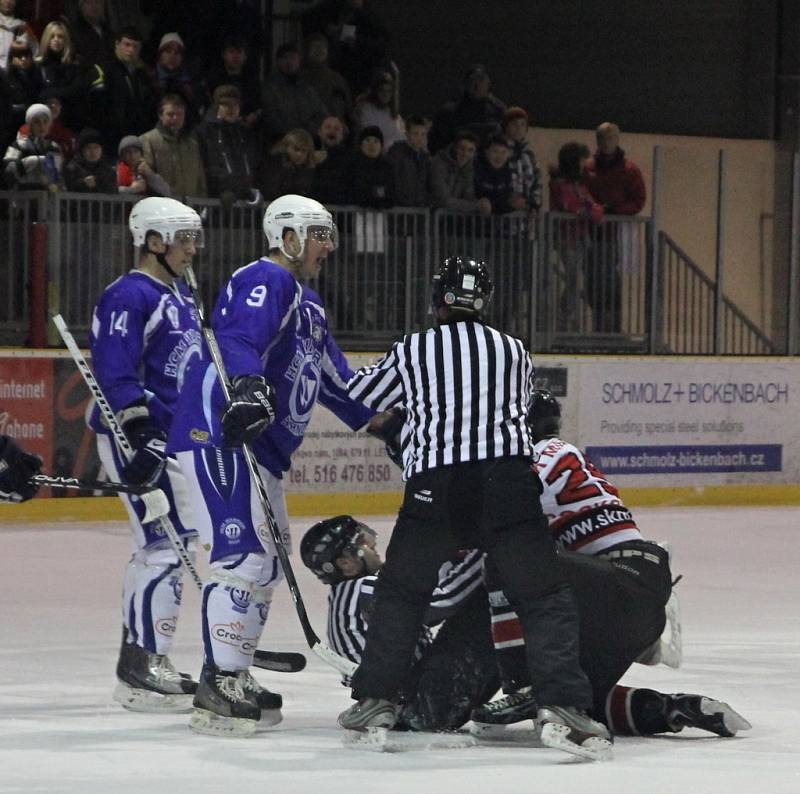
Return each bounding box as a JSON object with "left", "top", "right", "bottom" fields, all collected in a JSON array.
[{"left": 351, "top": 457, "right": 593, "bottom": 710}]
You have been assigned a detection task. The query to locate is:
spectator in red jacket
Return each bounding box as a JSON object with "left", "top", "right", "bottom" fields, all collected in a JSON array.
[
  {"left": 585, "top": 122, "right": 645, "bottom": 215},
  {"left": 548, "top": 141, "right": 604, "bottom": 333},
  {"left": 584, "top": 122, "right": 646, "bottom": 333}
]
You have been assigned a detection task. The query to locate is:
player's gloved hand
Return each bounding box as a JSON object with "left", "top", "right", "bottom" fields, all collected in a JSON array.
[
  {"left": 118, "top": 407, "right": 168, "bottom": 487},
  {"left": 221, "top": 375, "right": 277, "bottom": 447},
  {"left": 0, "top": 435, "right": 42, "bottom": 503},
  {"left": 367, "top": 407, "right": 405, "bottom": 469}
]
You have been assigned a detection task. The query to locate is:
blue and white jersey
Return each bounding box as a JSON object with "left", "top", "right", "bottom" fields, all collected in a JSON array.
[
  {"left": 89, "top": 271, "right": 202, "bottom": 433},
  {"left": 327, "top": 549, "right": 485, "bottom": 685},
  {"left": 167, "top": 257, "right": 373, "bottom": 475}
]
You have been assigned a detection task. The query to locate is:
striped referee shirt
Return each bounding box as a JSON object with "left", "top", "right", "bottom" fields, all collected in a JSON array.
[
  {"left": 347, "top": 321, "right": 536, "bottom": 479},
  {"left": 327, "top": 549, "right": 485, "bottom": 684}
]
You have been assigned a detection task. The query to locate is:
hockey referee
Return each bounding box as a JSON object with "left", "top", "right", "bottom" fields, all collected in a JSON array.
[{"left": 338, "top": 256, "right": 612, "bottom": 761}]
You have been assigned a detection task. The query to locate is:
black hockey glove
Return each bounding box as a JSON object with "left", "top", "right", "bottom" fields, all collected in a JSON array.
[
  {"left": 0, "top": 435, "right": 42, "bottom": 502},
  {"left": 118, "top": 407, "right": 168, "bottom": 487},
  {"left": 221, "top": 375, "right": 277, "bottom": 447},
  {"left": 367, "top": 407, "right": 406, "bottom": 469}
]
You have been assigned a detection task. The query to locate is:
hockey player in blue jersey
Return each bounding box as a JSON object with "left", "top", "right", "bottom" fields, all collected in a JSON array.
[
  {"left": 168, "top": 194, "right": 373, "bottom": 736},
  {"left": 89, "top": 197, "right": 204, "bottom": 713}
]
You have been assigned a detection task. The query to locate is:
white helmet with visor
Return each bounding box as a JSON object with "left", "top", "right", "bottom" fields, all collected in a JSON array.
[
  {"left": 262, "top": 194, "right": 337, "bottom": 261},
  {"left": 129, "top": 197, "right": 204, "bottom": 249}
]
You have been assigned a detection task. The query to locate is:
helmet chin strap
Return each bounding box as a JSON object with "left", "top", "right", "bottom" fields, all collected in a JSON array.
[{"left": 154, "top": 249, "right": 181, "bottom": 279}]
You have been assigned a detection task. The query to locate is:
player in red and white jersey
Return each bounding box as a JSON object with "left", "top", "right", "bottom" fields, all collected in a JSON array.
[
  {"left": 534, "top": 429, "right": 642, "bottom": 555},
  {"left": 470, "top": 391, "right": 751, "bottom": 740}
]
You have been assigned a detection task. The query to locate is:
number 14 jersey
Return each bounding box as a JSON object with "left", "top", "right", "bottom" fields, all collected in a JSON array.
[{"left": 533, "top": 436, "right": 643, "bottom": 555}]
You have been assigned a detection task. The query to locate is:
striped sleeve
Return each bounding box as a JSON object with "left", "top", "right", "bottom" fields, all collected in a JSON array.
[
  {"left": 424, "top": 549, "right": 485, "bottom": 625},
  {"left": 347, "top": 341, "right": 405, "bottom": 412}
]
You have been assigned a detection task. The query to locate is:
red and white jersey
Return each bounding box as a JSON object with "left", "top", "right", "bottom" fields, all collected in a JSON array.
[{"left": 533, "top": 436, "right": 643, "bottom": 554}]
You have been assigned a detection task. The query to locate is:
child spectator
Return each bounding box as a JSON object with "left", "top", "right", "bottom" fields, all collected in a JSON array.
[
  {"left": 3, "top": 102, "right": 62, "bottom": 190},
  {"left": 41, "top": 92, "right": 76, "bottom": 160},
  {"left": 502, "top": 106, "right": 542, "bottom": 212},
  {"left": 204, "top": 34, "right": 262, "bottom": 128},
  {"left": 312, "top": 114, "right": 351, "bottom": 205},
  {"left": 34, "top": 20, "right": 83, "bottom": 129},
  {"left": 353, "top": 68, "right": 404, "bottom": 151},
  {"left": 549, "top": 141, "right": 604, "bottom": 223},
  {"left": 116, "top": 134, "right": 171, "bottom": 196},
  {"left": 474, "top": 133, "right": 525, "bottom": 215},
  {"left": 64, "top": 126, "right": 116, "bottom": 193},
  {"left": 196, "top": 84, "right": 259, "bottom": 202},
  {"left": 350, "top": 124, "right": 394, "bottom": 208},
  {"left": 259, "top": 127, "right": 318, "bottom": 202},
  {"left": 386, "top": 114, "right": 430, "bottom": 207},
  {"left": 430, "top": 128, "right": 490, "bottom": 215}
]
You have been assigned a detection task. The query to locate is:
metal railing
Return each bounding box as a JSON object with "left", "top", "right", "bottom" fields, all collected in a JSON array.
[
  {"left": 0, "top": 190, "right": 780, "bottom": 354},
  {"left": 0, "top": 192, "right": 45, "bottom": 344},
  {"left": 657, "top": 232, "right": 775, "bottom": 354}
]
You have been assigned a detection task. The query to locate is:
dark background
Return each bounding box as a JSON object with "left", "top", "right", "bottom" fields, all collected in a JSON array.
[{"left": 375, "top": 0, "right": 779, "bottom": 139}]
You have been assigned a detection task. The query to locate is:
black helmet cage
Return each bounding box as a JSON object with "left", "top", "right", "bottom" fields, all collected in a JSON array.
[
  {"left": 431, "top": 256, "right": 493, "bottom": 318},
  {"left": 300, "top": 515, "right": 377, "bottom": 584}
]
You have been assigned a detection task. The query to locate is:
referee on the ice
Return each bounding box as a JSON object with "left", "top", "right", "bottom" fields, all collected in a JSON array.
[{"left": 338, "top": 256, "right": 612, "bottom": 760}]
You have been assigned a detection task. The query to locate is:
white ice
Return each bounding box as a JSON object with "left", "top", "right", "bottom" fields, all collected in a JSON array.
[{"left": 1, "top": 507, "right": 799, "bottom": 793}]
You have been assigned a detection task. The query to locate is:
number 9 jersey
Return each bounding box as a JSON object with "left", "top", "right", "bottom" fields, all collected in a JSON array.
[{"left": 533, "top": 436, "right": 643, "bottom": 555}]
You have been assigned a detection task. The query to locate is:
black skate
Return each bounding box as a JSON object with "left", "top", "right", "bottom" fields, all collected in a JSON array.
[
  {"left": 538, "top": 705, "right": 613, "bottom": 761},
  {"left": 237, "top": 669, "right": 283, "bottom": 727},
  {"left": 189, "top": 662, "right": 262, "bottom": 736},
  {"left": 114, "top": 639, "right": 196, "bottom": 713},
  {"left": 667, "top": 694, "right": 752, "bottom": 737},
  {"left": 470, "top": 687, "right": 539, "bottom": 739}
]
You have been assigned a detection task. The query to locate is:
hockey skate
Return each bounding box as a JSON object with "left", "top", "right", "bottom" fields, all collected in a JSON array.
[
  {"left": 237, "top": 669, "right": 283, "bottom": 727},
  {"left": 189, "top": 663, "right": 262, "bottom": 737},
  {"left": 114, "top": 640, "right": 196, "bottom": 713},
  {"left": 469, "top": 687, "right": 540, "bottom": 739},
  {"left": 666, "top": 694, "right": 752, "bottom": 737},
  {"left": 338, "top": 698, "right": 397, "bottom": 750},
  {"left": 538, "top": 705, "right": 613, "bottom": 761}
]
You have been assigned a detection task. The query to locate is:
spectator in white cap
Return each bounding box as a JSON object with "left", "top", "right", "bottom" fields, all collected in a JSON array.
[
  {"left": 3, "top": 101, "right": 63, "bottom": 190},
  {"left": 150, "top": 31, "right": 202, "bottom": 125}
]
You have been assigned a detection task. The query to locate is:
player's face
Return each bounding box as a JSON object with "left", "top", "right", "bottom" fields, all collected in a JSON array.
[
  {"left": 299, "top": 225, "right": 336, "bottom": 279},
  {"left": 164, "top": 230, "right": 203, "bottom": 274}
]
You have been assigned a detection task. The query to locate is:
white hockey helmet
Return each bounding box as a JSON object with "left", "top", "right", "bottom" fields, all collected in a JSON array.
[
  {"left": 129, "top": 197, "right": 204, "bottom": 248},
  {"left": 262, "top": 194, "right": 337, "bottom": 260}
]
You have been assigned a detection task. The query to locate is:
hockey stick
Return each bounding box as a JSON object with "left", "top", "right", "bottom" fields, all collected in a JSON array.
[
  {"left": 51, "top": 315, "right": 305, "bottom": 675},
  {"left": 183, "top": 266, "right": 357, "bottom": 676},
  {"left": 53, "top": 313, "right": 204, "bottom": 590},
  {"left": 31, "top": 472, "right": 156, "bottom": 495}
]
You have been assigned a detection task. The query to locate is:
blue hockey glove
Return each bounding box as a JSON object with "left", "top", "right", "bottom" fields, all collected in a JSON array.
[
  {"left": 221, "top": 375, "right": 277, "bottom": 447},
  {"left": 119, "top": 407, "right": 167, "bottom": 487}
]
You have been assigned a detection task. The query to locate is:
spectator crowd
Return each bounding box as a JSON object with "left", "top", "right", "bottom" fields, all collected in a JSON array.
[{"left": 1, "top": 0, "right": 644, "bottom": 225}]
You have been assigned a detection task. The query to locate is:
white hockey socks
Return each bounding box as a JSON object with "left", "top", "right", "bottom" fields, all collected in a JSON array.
[{"left": 122, "top": 545, "right": 190, "bottom": 656}]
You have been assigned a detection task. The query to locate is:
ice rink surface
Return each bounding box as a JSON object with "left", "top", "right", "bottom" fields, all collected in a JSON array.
[{"left": 2, "top": 506, "right": 799, "bottom": 794}]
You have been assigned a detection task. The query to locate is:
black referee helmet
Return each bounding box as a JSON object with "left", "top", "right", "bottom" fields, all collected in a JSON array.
[
  {"left": 528, "top": 390, "right": 562, "bottom": 442},
  {"left": 300, "top": 515, "right": 376, "bottom": 584},
  {"left": 431, "top": 256, "right": 493, "bottom": 319}
]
